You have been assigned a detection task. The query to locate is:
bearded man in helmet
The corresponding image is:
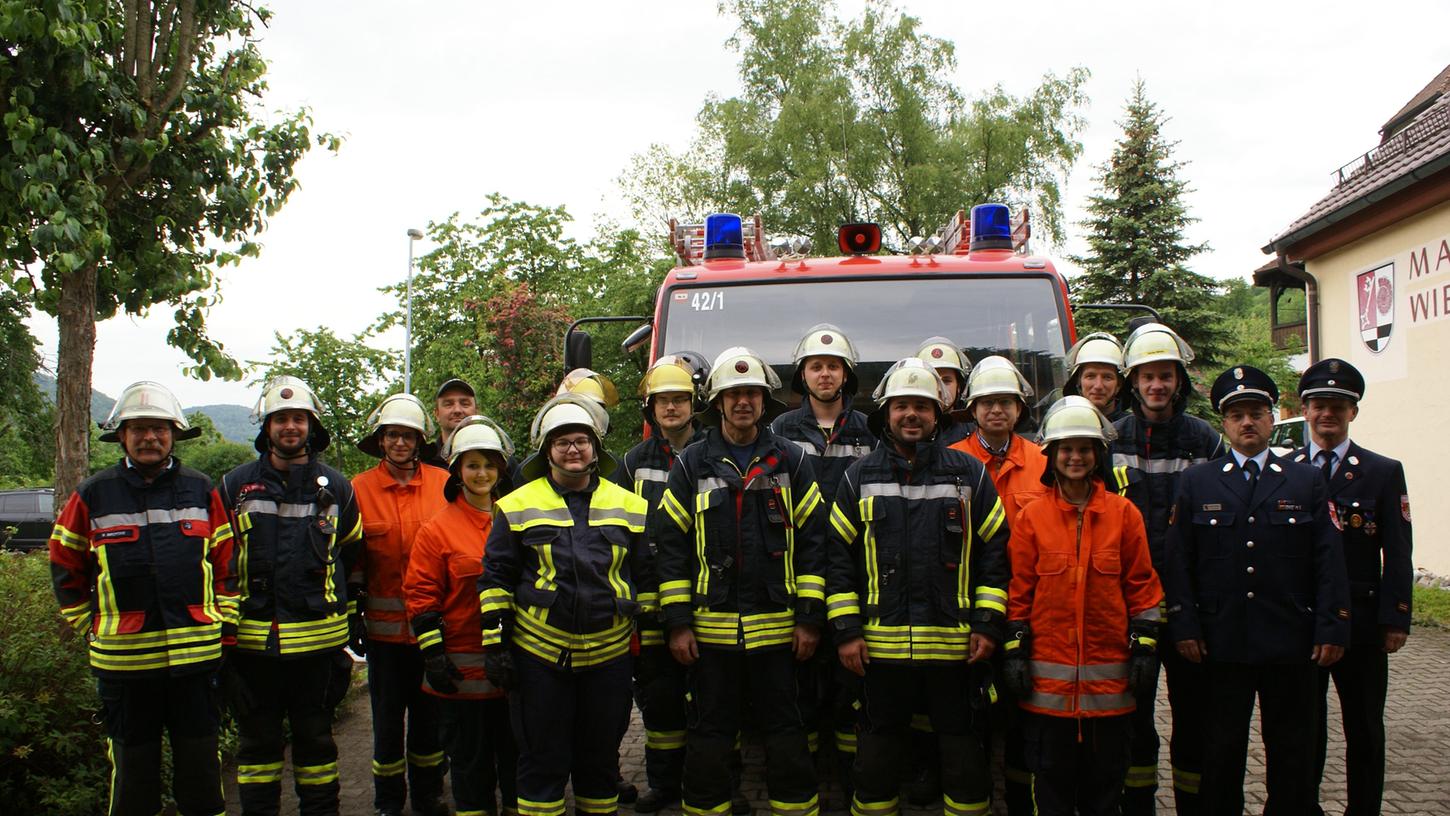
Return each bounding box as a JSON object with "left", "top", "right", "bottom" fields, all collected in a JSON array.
[
  {"left": 351, "top": 393, "right": 453, "bottom": 816},
  {"left": 826, "top": 358, "right": 1010, "bottom": 816},
  {"left": 656, "top": 346, "right": 828, "bottom": 816},
  {"left": 219, "top": 376, "right": 364, "bottom": 816},
  {"left": 50, "top": 381, "right": 236, "bottom": 816},
  {"left": 1109, "top": 323, "right": 1224, "bottom": 816},
  {"left": 613, "top": 353, "right": 710, "bottom": 812},
  {"left": 477, "top": 394, "right": 653, "bottom": 816}
]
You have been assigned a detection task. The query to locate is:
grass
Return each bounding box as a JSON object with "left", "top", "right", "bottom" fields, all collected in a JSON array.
[{"left": 1412, "top": 584, "right": 1450, "bottom": 629}]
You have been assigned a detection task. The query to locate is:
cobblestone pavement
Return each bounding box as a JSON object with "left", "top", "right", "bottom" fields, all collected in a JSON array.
[{"left": 224, "top": 627, "right": 1450, "bottom": 814}]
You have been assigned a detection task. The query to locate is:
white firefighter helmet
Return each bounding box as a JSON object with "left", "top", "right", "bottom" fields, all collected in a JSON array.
[
  {"left": 1122, "top": 323, "right": 1195, "bottom": 370},
  {"left": 868, "top": 358, "right": 950, "bottom": 438},
  {"left": 914, "top": 337, "right": 971, "bottom": 408},
  {"left": 251, "top": 375, "right": 330, "bottom": 453},
  {"left": 98, "top": 381, "right": 200, "bottom": 443},
  {"left": 517, "top": 393, "right": 616, "bottom": 483},
  {"left": 1039, "top": 396, "right": 1118, "bottom": 444},
  {"left": 557, "top": 368, "right": 620, "bottom": 408},
  {"left": 1063, "top": 332, "right": 1126, "bottom": 405},
  {"left": 790, "top": 323, "right": 860, "bottom": 397},
  {"left": 702, "top": 346, "right": 786, "bottom": 423},
  {"left": 443, "top": 415, "right": 515, "bottom": 501},
  {"left": 357, "top": 393, "right": 437, "bottom": 458},
  {"left": 965, "top": 356, "right": 1034, "bottom": 407}
]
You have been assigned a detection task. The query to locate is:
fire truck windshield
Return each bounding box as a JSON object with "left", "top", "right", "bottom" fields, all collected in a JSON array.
[{"left": 659, "top": 275, "right": 1070, "bottom": 423}]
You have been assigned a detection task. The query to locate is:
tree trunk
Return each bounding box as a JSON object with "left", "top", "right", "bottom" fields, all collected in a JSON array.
[{"left": 53, "top": 262, "right": 99, "bottom": 509}]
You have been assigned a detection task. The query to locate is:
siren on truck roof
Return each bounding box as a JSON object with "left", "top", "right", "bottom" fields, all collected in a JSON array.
[{"left": 837, "top": 223, "right": 883, "bottom": 256}]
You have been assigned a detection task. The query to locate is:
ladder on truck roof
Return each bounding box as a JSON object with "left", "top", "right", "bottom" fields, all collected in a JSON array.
[
  {"left": 938, "top": 207, "right": 1032, "bottom": 255},
  {"left": 670, "top": 214, "right": 776, "bottom": 266}
]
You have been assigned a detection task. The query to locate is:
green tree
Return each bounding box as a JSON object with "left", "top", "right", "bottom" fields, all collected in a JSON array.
[
  {"left": 618, "top": 0, "right": 1089, "bottom": 251},
  {"left": 254, "top": 328, "right": 400, "bottom": 479},
  {"left": 1216, "top": 277, "right": 1303, "bottom": 411},
  {"left": 174, "top": 411, "right": 254, "bottom": 484},
  {"left": 1071, "top": 80, "right": 1228, "bottom": 364},
  {"left": 0, "top": 291, "right": 51, "bottom": 487},
  {"left": 376, "top": 198, "right": 663, "bottom": 452},
  {"left": 0, "top": 2, "right": 339, "bottom": 504}
]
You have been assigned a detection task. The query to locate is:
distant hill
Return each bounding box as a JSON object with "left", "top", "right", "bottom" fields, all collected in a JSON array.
[{"left": 33, "top": 373, "right": 254, "bottom": 444}]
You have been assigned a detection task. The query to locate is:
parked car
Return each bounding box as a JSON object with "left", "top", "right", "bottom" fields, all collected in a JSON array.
[
  {"left": 1269, "top": 416, "right": 1305, "bottom": 457},
  {"left": 0, "top": 488, "right": 54, "bottom": 551}
]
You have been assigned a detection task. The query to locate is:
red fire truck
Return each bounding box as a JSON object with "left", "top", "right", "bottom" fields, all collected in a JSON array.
[{"left": 566, "top": 204, "right": 1148, "bottom": 428}]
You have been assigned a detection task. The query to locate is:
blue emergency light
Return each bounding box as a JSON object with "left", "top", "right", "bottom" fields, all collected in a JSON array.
[
  {"left": 704, "top": 213, "right": 745, "bottom": 260},
  {"left": 969, "top": 203, "right": 1013, "bottom": 251}
]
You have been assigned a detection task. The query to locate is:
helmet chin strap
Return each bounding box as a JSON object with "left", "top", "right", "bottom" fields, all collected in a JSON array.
[{"left": 809, "top": 387, "right": 843, "bottom": 404}]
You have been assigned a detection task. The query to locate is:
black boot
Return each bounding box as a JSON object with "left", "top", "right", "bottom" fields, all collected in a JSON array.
[
  {"left": 634, "top": 788, "right": 680, "bottom": 813},
  {"left": 616, "top": 779, "right": 639, "bottom": 805}
]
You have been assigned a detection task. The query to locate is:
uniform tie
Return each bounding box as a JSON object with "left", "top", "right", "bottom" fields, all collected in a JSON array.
[
  {"left": 1243, "top": 459, "right": 1260, "bottom": 486},
  {"left": 1316, "top": 449, "right": 1336, "bottom": 481}
]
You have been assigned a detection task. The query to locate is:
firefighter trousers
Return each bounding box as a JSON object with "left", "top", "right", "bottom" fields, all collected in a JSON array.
[
  {"left": 853, "top": 662, "right": 990, "bottom": 816},
  {"left": 634, "top": 642, "right": 687, "bottom": 793},
  {"left": 366, "top": 641, "right": 445, "bottom": 812},
  {"left": 796, "top": 635, "right": 861, "bottom": 790},
  {"left": 1312, "top": 646, "right": 1389, "bottom": 816},
  {"left": 509, "top": 650, "right": 633, "bottom": 816},
  {"left": 682, "top": 646, "right": 818, "bottom": 816},
  {"left": 231, "top": 649, "right": 351, "bottom": 816},
  {"left": 439, "top": 695, "right": 518, "bottom": 816},
  {"left": 96, "top": 671, "right": 224, "bottom": 816},
  {"left": 1020, "top": 710, "right": 1132, "bottom": 816},
  {"left": 1202, "top": 661, "right": 1317, "bottom": 816}
]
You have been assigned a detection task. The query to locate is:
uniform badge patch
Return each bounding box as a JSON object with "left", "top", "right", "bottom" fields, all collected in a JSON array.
[
  {"left": 1402, "top": 495, "right": 1412, "bottom": 522},
  {"left": 1328, "top": 503, "right": 1343, "bottom": 531},
  {"left": 1169, "top": 504, "right": 1177, "bottom": 526},
  {"left": 1202, "top": 503, "right": 1222, "bottom": 511},
  {"left": 1349, "top": 514, "right": 1364, "bottom": 528}
]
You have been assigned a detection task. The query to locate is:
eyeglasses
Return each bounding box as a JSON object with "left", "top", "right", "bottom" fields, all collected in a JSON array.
[
  {"left": 382, "top": 429, "right": 417, "bottom": 443},
  {"left": 551, "top": 437, "right": 593, "bottom": 453}
]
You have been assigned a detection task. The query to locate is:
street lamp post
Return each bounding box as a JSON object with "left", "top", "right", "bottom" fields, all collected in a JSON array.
[{"left": 405, "top": 228, "right": 423, "bottom": 393}]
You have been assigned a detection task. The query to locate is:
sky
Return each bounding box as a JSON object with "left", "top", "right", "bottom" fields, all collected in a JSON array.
[{"left": 23, "top": 0, "right": 1450, "bottom": 408}]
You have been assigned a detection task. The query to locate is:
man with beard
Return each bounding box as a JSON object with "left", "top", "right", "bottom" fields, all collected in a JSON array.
[
  {"left": 613, "top": 354, "right": 710, "bottom": 812},
  {"left": 656, "top": 346, "right": 827, "bottom": 816},
  {"left": 1163, "top": 365, "right": 1348, "bottom": 816},
  {"left": 351, "top": 394, "right": 452, "bottom": 816},
  {"left": 826, "top": 358, "right": 1009, "bottom": 816},
  {"left": 50, "top": 381, "right": 236, "bottom": 816},
  {"left": 220, "top": 376, "right": 364, "bottom": 816},
  {"left": 1109, "top": 323, "right": 1224, "bottom": 816},
  {"left": 770, "top": 324, "right": 874, "bottom": 792}
]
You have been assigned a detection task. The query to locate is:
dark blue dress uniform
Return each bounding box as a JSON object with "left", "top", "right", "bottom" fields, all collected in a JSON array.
[
  {"left": 613, "top": 425, "right": 706, "bottom": 800},
  {"left": 1162, "top": 366, "right": 1350, "bottom": 816},
  {"left": 1292, "top": 359, "right": 1413, "bottom": 816}
]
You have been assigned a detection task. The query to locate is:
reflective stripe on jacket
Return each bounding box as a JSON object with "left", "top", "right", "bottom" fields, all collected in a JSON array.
[
  {"left": 1109, "top": 411, "right": 1224, "bottom": 569},
  {"left": 1007, "top": 481, "right": 1162, "bottom": 718},
  {"left": 404, "top": 494, "right": 502, "bottom": 699},
  {"left": 770, "top": 402, "right": 875, "bottom": 508},
  {"left": 825, "top": 442, "right": 1009, "bottom": 662},
  {"left": 655, "top": 426, "right": 828, "bottom": 650},
  {"left": 352, "top": 462, "right": 450, "bottom": 643},
  {"left": 949, "top": 433, "right": 1049, "bottom": 528},
  {"left": 219, "top": 457, "right": 363, "bottom": 658},
  {"left": 49, "top": 459, "right": 237, "bottom": 677},
  {"left": 478, "top": 475, "right": 652, "bottom": 670}
]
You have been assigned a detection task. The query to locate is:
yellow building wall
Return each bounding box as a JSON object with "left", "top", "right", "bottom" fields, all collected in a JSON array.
[{"left": 1306, "top": 198, "right": 1450, "bottom": 574}]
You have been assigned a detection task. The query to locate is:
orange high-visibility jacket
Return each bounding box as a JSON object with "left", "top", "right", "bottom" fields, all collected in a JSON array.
[
  {"left": 1007, "top": 482, "right": 1162, "bottom": 718},
  {"left": 950, "top": 432, "right": 1049, "bottom": 528},
  {"left": 404, "top": 495, "right": 503, "bottom": 699},
  {"left": 352, "top": 462, "right": 451, "bottom": 643}
]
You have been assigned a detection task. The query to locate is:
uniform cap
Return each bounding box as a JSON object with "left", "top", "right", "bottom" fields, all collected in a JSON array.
[
  {"left": 99, "top": 381, "right": 200, "bottom": 443},
  {"left": 1297, "top": 358, "right": 1364, "bottom": 403},
  {"left": 1210, "top": 365, "right": 1279, "bottom": 412},
  {"left": 434, "top": 377, "right": 475, "bottom": 401},
  {"left": 357, "top": 393, "right": 437, "bottom": 458}
]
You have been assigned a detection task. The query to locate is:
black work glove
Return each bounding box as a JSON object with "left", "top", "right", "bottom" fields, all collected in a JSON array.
[
  {"left": 1128, "top": 618, "right": 1161, "bottom": 698},
  {"left": 424, "top": 652, "right": 463, "bottom": 695},
  {"left": 348, "top": 614, "right": 367, "bottom": 657},
  {"left": 483, "top": 649, "right": 516, "bottom": 692},
  {"left": 1000, "top": 620, "right": 1033, "bottom": 700}
]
